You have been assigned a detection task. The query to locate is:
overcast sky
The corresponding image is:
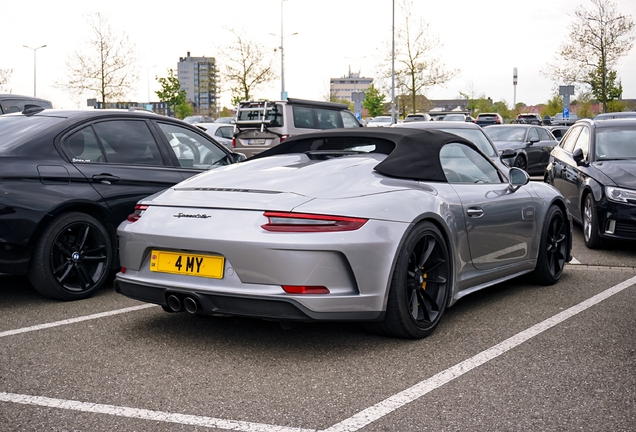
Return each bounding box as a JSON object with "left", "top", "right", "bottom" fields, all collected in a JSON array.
[{"left": 3, "top": 0, "right": 636, "bottom": 110}]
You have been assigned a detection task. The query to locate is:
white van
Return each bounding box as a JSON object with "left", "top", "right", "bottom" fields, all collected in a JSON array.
[{"left": 233, "top": 98, "right": 363, "bottom": 157}]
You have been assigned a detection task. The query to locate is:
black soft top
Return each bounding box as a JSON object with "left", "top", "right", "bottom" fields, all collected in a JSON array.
[{"left": 248, "top": 128, "right": 479, "bottom": 182}]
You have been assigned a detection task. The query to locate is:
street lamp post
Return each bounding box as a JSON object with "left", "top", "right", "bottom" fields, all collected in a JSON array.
[
  {"left": 23, "top": 44, "right": 47, "bottom": 97},
  {"left": 146, "top": 65, "right": 157, "bottom": 102},
  {"left": 272, "top": 0, "right": 297, "bottom": 100}
]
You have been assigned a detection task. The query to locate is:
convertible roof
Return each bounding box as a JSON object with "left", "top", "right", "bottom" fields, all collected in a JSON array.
[{"left": 248, "top": 128, "right": 478, "bottom": 182}]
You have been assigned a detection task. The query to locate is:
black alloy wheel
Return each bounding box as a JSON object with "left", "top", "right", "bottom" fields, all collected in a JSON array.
[
  {"left": 532, "top": 206, "right": 569, "bottom": 285},
  {"left": 29, "top": 212, "right": 113, "bottom": 300},
  {"left": 583, "top": 193, "right": 603, "bottom": 249},
  {"left": 514, "top": 155, "right": 527, "bottom": 171},
  {"left": 368, "top": 221, "right": 451, "bottom": 339}
]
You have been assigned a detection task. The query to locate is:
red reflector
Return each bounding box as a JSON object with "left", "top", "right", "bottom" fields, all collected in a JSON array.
[
  {"left": 120, "top": 267, "right": 126, "bottom": 273},
  {"left": 231, "top": 137, "right": 236, "bottom": 148},
  {"left": 279, "top": 134, "right": 290, "bottom": 143},
  {"left": 282, "top": 285, "right": 330, "bottom": 294},
  {"left": 262, "top": 211, "right": 367, "bottom": 232}
]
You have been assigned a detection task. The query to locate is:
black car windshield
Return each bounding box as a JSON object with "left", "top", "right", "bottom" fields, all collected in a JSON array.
[
  {"left": 0, "top": 115, "right": 64, "bottom": 151},
  {"left": 484, "top": 126, "right": 526, "bottom": 141},
  {"left": 595, "top": 127, "right": 636, "bottom": 160}
]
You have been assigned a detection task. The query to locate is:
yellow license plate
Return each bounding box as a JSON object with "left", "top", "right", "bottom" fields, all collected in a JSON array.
[{"left": 150, "top": 250, "right": 224, "bottom": 279}]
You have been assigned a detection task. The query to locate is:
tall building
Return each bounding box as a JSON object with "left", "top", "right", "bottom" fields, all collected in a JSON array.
[
  {"left": 329, "top": 70, "right": 373, "bottom": 102},
  {"left": 177, "top": 52, "right": 218, "bottom": 117}
]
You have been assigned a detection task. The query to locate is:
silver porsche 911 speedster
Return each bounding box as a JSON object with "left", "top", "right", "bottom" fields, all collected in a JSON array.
[{"left": 115, "top": 128, "right": 572, "bottom": 339}]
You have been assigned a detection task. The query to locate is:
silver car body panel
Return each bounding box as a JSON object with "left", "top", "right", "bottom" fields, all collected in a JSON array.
[{"left": 117, "top": 150, "right": 565, "bottom": 318}]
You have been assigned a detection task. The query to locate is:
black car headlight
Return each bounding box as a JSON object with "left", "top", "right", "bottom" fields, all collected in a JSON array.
[{"left": 606, "top": 186, "right": 636, "bottom": 204}]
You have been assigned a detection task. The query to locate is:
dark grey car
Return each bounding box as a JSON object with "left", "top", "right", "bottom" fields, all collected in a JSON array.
[{"left": 484, "top": 124, "right": 558, "bottom": 175}]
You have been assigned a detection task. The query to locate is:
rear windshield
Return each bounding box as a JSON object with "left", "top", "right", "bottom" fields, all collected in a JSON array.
[
  {"left": 236, "top": 103, "right": 283, "bottom": 127},
  {"left": 0, "top": 115, "right": 62, "bottom": 151}
]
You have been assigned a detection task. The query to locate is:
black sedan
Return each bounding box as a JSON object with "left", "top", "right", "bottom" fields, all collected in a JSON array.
[
  {"left": 484, "top": 124, "right": 558, "bottom": 175},
  {"left": 545, "top": 118, "right": 636, "bottom": 248},
  {"left": 0, "top": 108, "right": 244, "bottom": 300}
]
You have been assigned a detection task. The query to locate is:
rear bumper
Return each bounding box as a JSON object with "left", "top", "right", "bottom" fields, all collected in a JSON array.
[{"left": 115, "top": 278, "right": 383, "bottom": 322}]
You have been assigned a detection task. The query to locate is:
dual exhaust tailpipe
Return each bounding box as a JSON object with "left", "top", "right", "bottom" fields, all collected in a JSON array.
[{"left": 166, "top": 294, "right": 199, "bottom": 314}]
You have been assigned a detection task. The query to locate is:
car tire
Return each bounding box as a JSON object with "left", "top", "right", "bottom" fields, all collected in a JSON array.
[
  {"left": 514, "top": 155, "right": 527, "bottom": 171},
  {"left": 28, "top": 212, "right": 113, "bottom": 300},
  {"left": 583, "top": 193, "right": 603, "bottom": 249},
  {"left": 531, "top": 205, "right": 569, "bottom": 285},
  {"left": 366, "top": 221, "right": 451, "bottom": 339}
]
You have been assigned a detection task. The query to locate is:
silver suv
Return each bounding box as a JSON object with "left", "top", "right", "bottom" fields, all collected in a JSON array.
[{"left": 233, "top": 98, "right": 362, "bottom": 157}]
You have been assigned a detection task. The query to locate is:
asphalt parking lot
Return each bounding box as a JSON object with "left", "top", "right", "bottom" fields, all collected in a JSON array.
[{"left": 1, "top": 224, "right": 635, "bottom": 431}]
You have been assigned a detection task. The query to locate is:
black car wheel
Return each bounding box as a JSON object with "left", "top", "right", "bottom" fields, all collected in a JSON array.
[
  {"left": 583, "top": 193, "right": 603, "bottom": 249},
  {"left": 532, "top": 206, "right": 569, "bottom": 285},
  {"left": 514, "top": 155, "right": 527, "bottom": 171},
  {"left": 28, "top": 212, "right": 113, "bottom": 300},
  {"left": 368, "top": 221, "right": 451, "bottom": 339}
]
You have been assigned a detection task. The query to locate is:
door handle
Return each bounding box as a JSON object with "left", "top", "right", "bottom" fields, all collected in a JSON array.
[
  {"left": 467, "top": 207, "right": 484, "bottom": 218},
  {"left": 92, "top": 174, "right": 120, "bottom": 185}
]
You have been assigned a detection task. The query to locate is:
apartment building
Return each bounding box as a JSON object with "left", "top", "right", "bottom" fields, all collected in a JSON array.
[{"left": 177, "top": 52, "right": 219, "bottom": 117}]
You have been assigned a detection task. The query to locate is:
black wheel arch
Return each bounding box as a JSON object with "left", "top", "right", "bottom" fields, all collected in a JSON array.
[
  {"left": 28, "top": 201, "right": 119, "bottom": 269},
  {"left": 381, "top": 213, "right": 456, "bottom": 311}
]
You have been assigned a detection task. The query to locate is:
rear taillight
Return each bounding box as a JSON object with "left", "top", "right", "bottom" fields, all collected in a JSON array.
[
  {"left": 261, "top": 211, "right": 368, "bottom": 232},
  {"left": 231, "top": 137, "right": 236, "bottom": 148},
  {"left": 126, "top": 205, "right": 148, "bottom": 222},
  {"left": 279, "top": 134, "right": 290, "bottom": 143}
]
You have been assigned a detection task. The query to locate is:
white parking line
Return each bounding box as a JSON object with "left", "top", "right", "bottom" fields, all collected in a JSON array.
[
  {"left": 0, "top": 392, "right": 315, "bottom": 432},
  {"left": 1, "top": 275, "right": 635, "bottom": 431},
  {"left": 0, "top": 304, "right": 156, "bottom": 338},
  {"left": 323, "top": 274, "right": 636, "bottom": 432}
]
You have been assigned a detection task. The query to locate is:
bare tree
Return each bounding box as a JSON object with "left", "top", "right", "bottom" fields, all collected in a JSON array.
[
  {"left": 220, "top": 28, "right": 276, "bottom": 105},
  {"left": 385, "top": 1, "right": 459, "bottom": 114},
  {"left": 57, "top": 12, "right": 138, "bottom": 105},
  {"left": 0, "top": 67, "right": 11, "bottom": 91},
  {"left": 545, "top": 0, "right": 634, "bottom": 112}
]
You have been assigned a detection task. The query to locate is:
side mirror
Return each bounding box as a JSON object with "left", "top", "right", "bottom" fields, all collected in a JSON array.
[
  {"left": 499, "top": 148, "right": 516, "bottom": 167},
  {"left": 508, "top": 167, "right": 529, "bottom": 192},
  {"left": 528, "top": 136, "right": 539, "bottom": 144},
  {"left": 572, "top": 148, "right": 587, "bottom": 166},
  {"left": 232, "top": 152, "right": 247, "bottom": 162}
]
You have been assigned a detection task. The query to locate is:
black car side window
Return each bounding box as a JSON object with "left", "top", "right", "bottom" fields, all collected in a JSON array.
[
  {"left": 64, "top": 127, "right": 105, "bottom": 163},
  {"left": 573, "top": 127, "right": 590, "bottom": 159},
  {"left": 93, "top": 120, "right": 164, "bottom": 166},
  {"left": 157, "top": 122, "right": 231, "bottom": 169},
  {"left": 528, "top": 128, "right": 540, "bottom": 142},
  {"left": 538, "top": 128, "right": 552, "bottom": 141},
  {"left": 560, "top": 126, "right": 582, "bottom": 153}
]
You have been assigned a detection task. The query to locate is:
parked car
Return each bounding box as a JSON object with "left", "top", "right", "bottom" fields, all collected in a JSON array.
[
  {"left": 545, "top": 118, "right": 636, "bottom": 249},
  {"left": 593, "top": 111, "right": 636, "bottom": 120},
  {"left": 475, "top": 113, "right": 504, "bottom": 126},
  {"left": 0, "top": 94, "right": 52, "bottom": 114},
  {"left": 403, "top": 113, "right": 431, "bottom": 122},
  {"left": 196, "top": 122, "right": 234, "bottom": 148},
  {"left": 0, "top": 108, "right": 244, "bottom": 300},
  {"left": 115, "top": 128, "right": 571, "bottom": 339},
  {"left": 439, "top": 113, "right": 468, "bottom": 122},
  {"left": 215, "top": 117, "right": 235, "bottom": 124},
  {"left": 514, "top": 113, "right": 543, "bottom": 125},
  {"left": 366, "top": 116, "right": 394, "bottom": 127},
  {"left": 483, "top": 124, "right": 558, "bottom": 175},
  {"left": 546, "top": 125, "right": 570, "bottom": 142},
  {"left": 183, "top": 115, "right": 215, "bottom": 124},
  {"left": 233, "top": 98, "right": 363, "bottom": 157},
  {"left": 553, "top": 113, "right": 580, "bottom": 126},
  {"left": 393, "top": 120, "right": 514, "bottom": 173}
]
